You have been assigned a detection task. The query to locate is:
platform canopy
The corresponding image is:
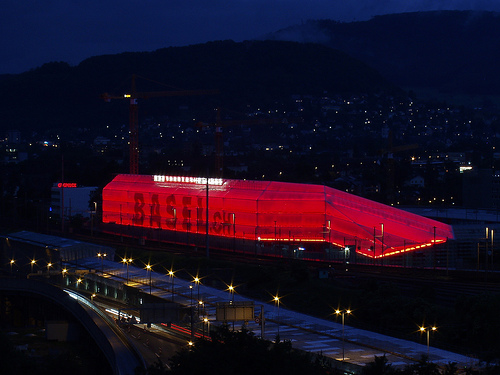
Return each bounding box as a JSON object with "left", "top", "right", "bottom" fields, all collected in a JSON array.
[{"left": 102, "top": 174, "right": 454, "bottom": 258}]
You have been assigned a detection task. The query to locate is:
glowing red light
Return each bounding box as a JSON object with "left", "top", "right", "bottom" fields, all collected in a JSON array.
[
  {"left": 57, "top": 182, "right": 77, "bottom": 188},
  {"left": 102, "top": 174, "right": 454, "bottom": 258}
]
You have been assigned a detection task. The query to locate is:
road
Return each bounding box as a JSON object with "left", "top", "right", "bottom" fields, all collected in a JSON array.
[{"left": 92, "top": 299, "right": 189, "bottom": 369}]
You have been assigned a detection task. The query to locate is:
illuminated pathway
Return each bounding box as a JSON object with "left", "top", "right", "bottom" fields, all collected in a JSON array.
[{"left": 77, "top": 257, "right": 474, "bottom": 369}]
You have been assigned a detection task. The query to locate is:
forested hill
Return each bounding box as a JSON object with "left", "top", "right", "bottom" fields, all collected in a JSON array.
[
  {"left": 0, "top": 40, "right": 394, "bottom": 134},
  {"left": 266, "top": 10, "right": 500, "bottom": 97}
]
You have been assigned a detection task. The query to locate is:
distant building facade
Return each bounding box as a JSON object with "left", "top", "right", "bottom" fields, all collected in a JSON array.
[
  {"left": 50, "top": 183, "right": 98, "bottom": 219},
  {"left": 462, "top": 169, "right": 500, "bottom": 209}
]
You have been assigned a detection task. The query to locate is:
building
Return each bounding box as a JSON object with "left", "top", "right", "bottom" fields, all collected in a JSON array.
[
  {"left": 2, "top": 231, "right": 114, "bottom": 270},
  {"left": 102, "top": 174, "right": 453, "bottom": 260},
  {"left": 462, "top": 169, "right": 500, "bottom": 209},
  {"left": 406, "top": 176, "right": 425, "bottom": 188},
  {"left": 50, "top": 183, "right": 98, "bottom": 219}
]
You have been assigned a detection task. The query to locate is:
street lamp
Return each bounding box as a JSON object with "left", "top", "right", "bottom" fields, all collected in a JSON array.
[
  {"left": 193, "top": 276, "right": 201, "bottom": 302},
  {"left": 380, "top": 223, "right": 384, "bottom": 265},
  {"left": 491, "top": 229, "right": 495, "bottom": 268},
  {"left": 199, "top": 300, "right": 204, "bottom": 321},
  {"left": 30, "top": 259, "right": 36, "bottom": 274},
  {"left": 274, "top": 294, "right": 281, "bottom": 336},
  {"left": 335, "top": 308, "right": 352, "bottom": 361},
  {"left": 122, "top": 258, "right": 132, "bottom": 284},
  {"left": 232, "top": 213, "right": 236, "bottom": 253},
  {"left": 62, "top": 268, "right": 68, "bottom": 278},
  {"left": 168, "top": 270, "right": 175, "bottom": 302},
  {"left": 9, "top": 259, "right": 14, "bottom": 274},
  {"left": 97, "top": 253, "right": 107, "bottom": 275},
  {"left": 47, "top": 262, "right": 52, "bottom": 274},
  {"left": 420, "top": 326, "right": 437, "bottom": 356},
  {"left": 203, "top": 316, "right": 209, "bottom": 339},
  {"left": 228, "top": 285, "right": 236, "bottom": 330},
  {"left": 91, "top": 202, "right": 97, "bottom": 237},
  {"left": 228, "top": 284, "right": 235, "bottom": 303},
  {"left": 146, "top": 264, "right": 152, "bottom": 294},
  {"left": 189, "top": 284, "right": 194, "bottom": 339}
]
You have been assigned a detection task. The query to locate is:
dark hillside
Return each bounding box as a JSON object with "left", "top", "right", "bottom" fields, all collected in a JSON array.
[
  {"left": 0, "top": 40, "right": 394, "bottom": 134},
  {"left": 267, "top": 11, "right": 500, "bottom": 98}
]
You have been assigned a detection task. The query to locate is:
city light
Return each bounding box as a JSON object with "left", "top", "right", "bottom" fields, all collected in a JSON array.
[
  {"left": 335, "top": 309, "right": 352, "bottom": 361},
  {"left": 169, "top": 269, "right": 175, "bottom": 302},
  {"left": 273, "top": 294, "right": 281, "bottom": 337},
  {"left": 420, "top": 326, "right": 437, "bottom": 355}
]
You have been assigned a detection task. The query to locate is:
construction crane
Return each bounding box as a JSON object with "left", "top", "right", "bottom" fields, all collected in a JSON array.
[
  {"left": 196, "top": 108, "right": 300, "bottom": 177},
  {"left": 102, "top": 74, "right": 218, "bottom": 174}
]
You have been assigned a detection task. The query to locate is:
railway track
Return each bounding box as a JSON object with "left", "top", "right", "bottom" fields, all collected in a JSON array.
[{"left": 71, "top": 230, "right": 500, "bottom": 307}]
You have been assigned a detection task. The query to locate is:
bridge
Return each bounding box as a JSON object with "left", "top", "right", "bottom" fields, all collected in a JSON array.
[{"left": 0, "top": 278, "right": 145, "bottom": 375}]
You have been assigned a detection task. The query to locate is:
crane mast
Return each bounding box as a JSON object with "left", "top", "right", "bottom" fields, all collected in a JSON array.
[{"left": 102, "top": 74, "right": 218, "bottom": 174}]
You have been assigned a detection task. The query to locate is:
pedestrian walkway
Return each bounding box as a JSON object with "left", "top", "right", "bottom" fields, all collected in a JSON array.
[{"left": 77, "top": 257, "right": 475, "bottom": 369}]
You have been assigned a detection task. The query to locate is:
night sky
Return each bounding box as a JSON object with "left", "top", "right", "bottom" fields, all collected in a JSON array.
[{"left": 2, "top": 0, "right": 500, "bottom": 75}]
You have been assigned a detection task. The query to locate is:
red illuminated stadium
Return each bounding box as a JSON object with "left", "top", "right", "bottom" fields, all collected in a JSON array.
[{"left": 102, "top": 174, "right": 454, "bottom": 259}]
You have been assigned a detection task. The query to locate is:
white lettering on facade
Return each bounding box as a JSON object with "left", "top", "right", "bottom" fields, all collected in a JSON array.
[{"left": 153, "top": 175, "right": 223, "bottom": 186}]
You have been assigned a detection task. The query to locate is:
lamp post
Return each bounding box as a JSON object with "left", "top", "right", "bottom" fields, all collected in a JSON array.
[
  {"left": 344, "top": 246, "right": 350, "bottom": 270},
  {"left": 47, "top": 262, "right": 52, "bottom": 274},
  {"left": 420, "top": 326, "right": 437, "bottom": 356},
  {"left": 91, "top": 202, "right": 97, "bottom": 237},
  {"left": 97, "top": 253, "right": 107, "bottom": 275},
  {"left": 328, "top": 220, "right": 332, "bottom": 257},
  {"left": 146, "top": 264, "right": 152, "bottom": 294},
  {"left": 233, "top": 213, "right": 236, "bottom": 253},
  {"left": 274, "top": 295, "right": 280, "bottom": 337},
  {"left": 335, "top": 309, "right": 351, "bottom": 361},
  {"left": 30, "top": 259, "right": 36, "bottom": 274},
  {"left": 194, "top": 276, "right": 201, "bottom": 302},
  {"left": 433, "top": 226, "right": 437, "bottom": 270},
  {"left": 122, "top": 258, "right": 132, "bottom": 284},
  {"left": 186, "top": 209, "right": 191, "bottom": 245},
  {"left": 228, "top": 284, "right": 236, "bottom": 330},
  {"left": 199, "top": 300, "right": 204, "bottom": 323},
  {"left": 190, "top": 284, "right": 194, "bottom": 339},
  {"left": 491, "top": 229, "right": 495, "bottom": 269},
  {"left": 203, "top": 316, "right": 209, "bottom": 339},
  {"left": 9, "top": 259, "right": 14, "bottom": 274},
  {"left": 168, "top": 270, "right": 175, "bottom": 302},
  {"left": 380, "top": 223, "right": 384, "bottom": 266},
  {"left": 274, "top": 221, "right": 277, "bottom": 256},
  {"left": 373, "top": 226, "right": 376, "bottom": 264}
]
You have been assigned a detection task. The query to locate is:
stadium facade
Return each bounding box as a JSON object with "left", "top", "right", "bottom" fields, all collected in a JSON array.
[{"left": 102, "top": 174, "right": 454, "bottom": 259}]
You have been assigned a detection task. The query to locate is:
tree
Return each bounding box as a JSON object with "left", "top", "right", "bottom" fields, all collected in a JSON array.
[
  {"left": 405, "top": 355, "right": 440, "bottom": 375},
  {"left": 166, "top": 324, "right": 331, "bottom": 375},
  {"left": 443, "top": 362, "right": 458, "bottom": 375},
  {"left": 362, "top": 354, "right": 399, "bottom": 375}
]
